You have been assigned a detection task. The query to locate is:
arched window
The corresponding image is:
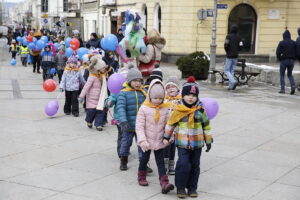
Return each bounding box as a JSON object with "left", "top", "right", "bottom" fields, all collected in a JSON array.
[
  {"left": 228, "top": 4, "right": 257, "bottom": 53},
  {"left": 141, "top": 5, "right": 148, "bottom": 33},
  {"left": 153, "top": 4, "right": 161, "bottom": 33}
]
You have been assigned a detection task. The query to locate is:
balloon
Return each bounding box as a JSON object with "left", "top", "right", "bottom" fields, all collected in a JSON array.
[
  {"left": 200, "top": 98, "right": 219, "bottom": 120},
  {"left": 44, "top": 100, "right": 59, "bottom": 116},
  {"left": 43, "top": 79, "right": 57, "bottom": 92},
  {"left": 77, "top": 47, "right": 88, "bottom": 60},
  {"left": 33, "top": 37, "right": 37, "bottom": 43},
  {"left": 16, "top": 36, "right": 22, "bottom": 42},
  {"left": 22, "top": 38, "right": 29, "bottom": 45},
  {"left": 64, "top": 37, "right": 71, "bottom": 48},
  {"left": 27, "top": 54, "right": 32, "bottom": 64},
  {"left": 28, "top": 42, "right": 35, "bottom": 50},
  {"left": 108, "top": 73, "right": 126, "bottom": 94},
  {"left": 116, "top": 45, "right": 128, "bottom": 63},
  {"left": 101, "top": 34, "right": 118, "bottom": 51},
  {"left": 69, "top": 38, "right": 80, "bottom": 51},
  {"left": 41, "top": 36, "right": 48, "bottom": 43},
  {"left": 48, "top": 42, "right": 56, "bottom": 56},
  {"left": 36, "top": 40, "right": 45, "bottom": 49},
  {"left": 50, "top": 68, "right": 56, "bottom": 75},
  {"left": 26, "top": 35, "right": 33, "bottom": 42},
  {"left": 10, "top": 59, "right": 16, "bottom": 66},
  {"left": 65, "top": 47, "right": 74, "bottom": 58},
  {"left": 54, "top": 42, "right": 60, "bottom": 49},
  {"left": 82, "top": 54, "right": 89, "bottom": 63}
]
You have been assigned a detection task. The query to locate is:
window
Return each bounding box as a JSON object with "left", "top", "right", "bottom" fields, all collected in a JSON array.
[
  {"left": 141, "top": 5, "right": 148, "bottom": 33},
  {"left": 41, "top": 0, "right": 48, "bottom": 12},
  {"left": 63, "top": 0, "right": 68, "bottom": 12},
  {"left": 153, "top": 4, "right": 161, "bottom": 33}
]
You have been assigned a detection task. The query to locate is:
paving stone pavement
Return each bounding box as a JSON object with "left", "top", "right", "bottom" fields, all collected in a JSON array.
[{"left": 0, "top": 51, "right": 300, "bottom": 200}]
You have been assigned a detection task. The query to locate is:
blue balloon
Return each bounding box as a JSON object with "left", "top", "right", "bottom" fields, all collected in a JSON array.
[
  {"left": 54, "top": 43, "right": 60, "bottom": 50},
  {"left": 16, "top": 36, "right": 22, "bottom": 42},
  {"left": 101, "top": 34, "right": 118, "bottom": 51},
  {"left": 36, "top": 40, "right": 45, "bottom": 49},
  {"left": 24, "top": 32, "right": 27, "bottom": 36},
  {"left": 77, "top": 47, "right": 89, "bottom": 60},
  {"left": 50, "top": 68, "right": 56, "bottom": 75},
  {"left": 10, "top": 59, "right": 16, "bottom": 66},
  {"left": 65, "top": 47, "right": 73, "bottom": 58},
  {"left": 64, "top": 37, "right": 71, "bottom": 48},
  {"left": 27, "top": 54, "right": 32, "bottom": 64},
  {"left": 33, "top": 37, "right": 37, "bottom": 44},
  {"left": 41, "top": 36, "right": 48, "bottom": 43},
  {"left": 28, "top": 42, "right": 35, "bottom": 50},
  {"left": 22, "top": 38, "right": 29, "bottom": 45}
]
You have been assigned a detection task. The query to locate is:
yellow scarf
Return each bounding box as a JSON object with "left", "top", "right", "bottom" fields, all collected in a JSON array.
[
  {"left": 89, "top": 72, "right": 103, "bottom": 81},
  {"left": 65, "top": 66, "right": 79, "bottom": 72},
  {"left": 165, "top": 94, "right": 181, "bottom": 101},
  {"left": 167, "top": 104, "right": 202, "bottom": 128},
  {"left": 121, "top": 87, "right": 147, "bottom": 97},
  {"left": 104, "top": 67, "right": 114, "bottom": 78},
  {"left": 143, "top": 101, "right": 169, "bottom": 123}
]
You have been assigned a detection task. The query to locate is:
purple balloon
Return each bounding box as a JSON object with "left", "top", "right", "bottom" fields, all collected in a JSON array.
[
  {"left": 108, "top": 73, "right": 126, "bottom": 94},
  {"left": 44, "top": 100, "right": 59, "bottom": 116},
  {"left": 200, "top": 98, "right": 219, "bottom": 120}
]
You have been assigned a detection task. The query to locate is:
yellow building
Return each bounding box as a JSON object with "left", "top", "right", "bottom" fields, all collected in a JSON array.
[{"left": 99, "top": 0, "right": 300, "bottom": 62}]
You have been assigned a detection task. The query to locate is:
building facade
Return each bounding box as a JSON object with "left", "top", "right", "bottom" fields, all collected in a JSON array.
[
  {"left": 81, "top": 0, "right": 98, "bottom": 41},
  {"left": 99, "top": 0, "right": 300, "bottom": 62}
]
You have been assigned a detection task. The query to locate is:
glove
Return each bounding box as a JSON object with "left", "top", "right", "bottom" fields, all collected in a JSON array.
[
  {"left": 206, "top": 143, "right": 212, "bottom": 152},
  {"left": 163, "top": 139, "right": 169, "bottom": 145},
  {"left": 59, "top": 88, "right": 64, "bottom": 92},
  {"left": 140, "top": 141, "right": 150, "bottom": 152},
  {"left": 78, "top": 97, "right": 84, "bottom": 104},
  {"left": 120, "top": 121, "right": 130, "bottom": 133},
  {"left": 125, "top": 49, "right": 131, "bottom": 58}
]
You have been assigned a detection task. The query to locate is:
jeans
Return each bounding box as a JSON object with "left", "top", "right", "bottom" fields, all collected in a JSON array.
[
  {"left": 164, "top": 142, "right": 176, "bottom": 160},
  {"left": 280, "top": 59, "right": 295, "bottom": 91},
  {"left": 64, "top": 90, "right": 79, "bottom": 115},
  {"left": 21, "top": 56, "right": 27, "bottom": 66},
  {"left": 224, "top": 58, "right": 237, "bottom": 88},
  {"left": 175, "top": 148, "right": 202, "bottom": 191},
  {"left": 57, "top": 69, "right": 64, "bottom": 83},
  {"left": 85, "top": 108, "right": 105, "bottom": 127},
  {"left": 32, "top": 55, "right": 40, "bottom": 72},
  {"left": 139, "top": 149, "right": 166, "bottom": 177},
  {"left": 119, "top": 131, "right": 143, "bottom": 159},
  {"left": 117, "top": 124, "right": 122, "bottom": 157}
]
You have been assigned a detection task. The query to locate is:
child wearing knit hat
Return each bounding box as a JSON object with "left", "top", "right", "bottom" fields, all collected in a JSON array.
[
  {"left": 136, "top": 79, "right": 174, "bottom": 194},
  {"left": 55, "top": 47, "right": 67, "bottom": 83},
  {"left": 163, "top": 76, "right": 213, "bottom": 199},
  {"left": 59, "top": 55, "right": 86, "bottom": 117},
  {"left": 145, "top": 64, "right": 163, "bottom": 87},
  {"left": 163, "top": 76, "right": 181, "bottom": 175},
  {"left": 117, "top": 66, "right": 147, "bottom": 170}
]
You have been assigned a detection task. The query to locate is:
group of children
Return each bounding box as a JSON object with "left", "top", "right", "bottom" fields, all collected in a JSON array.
[{"left": 59, "top": 50, "right": 213, "bottom": 198}]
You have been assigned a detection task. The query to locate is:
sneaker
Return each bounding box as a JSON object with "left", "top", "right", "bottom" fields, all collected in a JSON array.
[
  {"left": 232, "top": 82, "right": 238, "bottom": 90},
  {"left": 177, "top": 189, "right": 187, "bottom": 199},
  {"left": 65, "top": 112, "right": 71, "bottom": 115},
  {"left": 73, "top": 113, "right": 79, "bottom": 117},
  {"left": 291, "top": 87, "right": 296, "bottom": 95},
  {"left": 37, "top": 71, "right": 41, "bottom": 74},
  {"left": 278, "top": 90, "right": 285, "bottom": 94},
  {"left": 87, "top": 123, "right": 92, "bottom": 128},
  {"left": 188, "top": 190, "right": 198, "bottom": 198},
  {"left": 96, "top": 126, "right": 103, "bottom": 131}
]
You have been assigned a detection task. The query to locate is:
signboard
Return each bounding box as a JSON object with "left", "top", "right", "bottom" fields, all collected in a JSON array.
[
  {"left": 103, "top": 0, "right": 116, "bottom": 5},
  {"left": 207, "top": 9, "right": 214, "bottom": 17},
  {"left": 217, "top": 4, "right": 228, "bottom": 9},
  {"left": 111, "top": 11, "right": 121, "bottom": 17},
  {"left": 268, "top": 9, "right": 280, "bottom": 19},
  {"left": 42, "top": 14, "right": 48, "bottom": 18}
]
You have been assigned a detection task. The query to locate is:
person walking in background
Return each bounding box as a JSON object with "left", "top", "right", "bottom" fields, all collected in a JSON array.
[
  {"left": 55, "top": 47, "right": 68, "bottom": 83},
  {"left": 296, "top": 28, "right": 300, "bottom": 91},
  {"left": 224, "top": 24, "right": 243, "bottom": 90},
  {"left": 19, "top": 43, "right": 29, "bottom": 67},
  {"left": 86, "top": 33, "right": 100, "bottom": 49},
  {"left": 9, "top": 39, "right": 19, "bottom": 59},
  {"left": 276, "top": 30, "right": 297, "bottom": 95}
]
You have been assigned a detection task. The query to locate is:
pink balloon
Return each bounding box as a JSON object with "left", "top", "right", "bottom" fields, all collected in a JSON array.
[
  {"left": 200, "top": 98, "right": 219, "bottom": 120},
  {"left": 108, "top": 73, "right": 126, "bottom": 94},
  {"left": 45, "top": 100, "right": 59, "bottom": 116}
]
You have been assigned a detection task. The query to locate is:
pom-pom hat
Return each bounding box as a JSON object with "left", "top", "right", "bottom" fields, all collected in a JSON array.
[{"left": 181, "top": 76, "right": 199, "bottom": 97}]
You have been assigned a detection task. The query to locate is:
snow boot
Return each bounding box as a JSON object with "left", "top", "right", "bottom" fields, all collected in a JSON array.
[
  {"left": 137, "top": 170, "right": 148, "bottom": 186},
  {"left": 159, "top": 175, "right": 174, "bottom": 194}
]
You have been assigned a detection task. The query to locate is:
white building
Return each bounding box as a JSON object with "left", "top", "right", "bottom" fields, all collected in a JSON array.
[{"left": 81, "top": 0, "right": 98, "bottom": 41}]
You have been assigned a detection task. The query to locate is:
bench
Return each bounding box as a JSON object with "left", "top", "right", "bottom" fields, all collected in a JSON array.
[{"left": 211, "top": 59, "right": 260, "bottom": 85}]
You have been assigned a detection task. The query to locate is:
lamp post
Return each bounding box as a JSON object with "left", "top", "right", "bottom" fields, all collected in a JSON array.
[{"left": 209, "top": 0, "right": 218, "bottom": 83}]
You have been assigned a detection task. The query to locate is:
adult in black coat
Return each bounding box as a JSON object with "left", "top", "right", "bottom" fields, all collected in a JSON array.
[
  {"left": 86, "top": 33, "right": 100, "bottom": 49},
  {"left": 296, "top": 28, "right": 300, "bottom": 91},
  {"left": 276, "top": 30, "right": 297, "bottom": 94},
  {"left": 224, "top": 24, "right": 243, "bottom": 90}
]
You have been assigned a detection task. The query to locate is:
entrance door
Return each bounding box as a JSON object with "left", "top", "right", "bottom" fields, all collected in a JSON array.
[{"left": 228, "top": 4, "right": 257, "bottom": 54}]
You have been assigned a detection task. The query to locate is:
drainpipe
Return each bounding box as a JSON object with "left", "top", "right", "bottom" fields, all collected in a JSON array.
[{"left": 209, "top": 0, "right": 217, "bottom": 83}]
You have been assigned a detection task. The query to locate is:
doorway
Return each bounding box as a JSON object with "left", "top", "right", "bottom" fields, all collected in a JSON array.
[{"left": 228, "top": 4, "right": 257, "bottom": 54}]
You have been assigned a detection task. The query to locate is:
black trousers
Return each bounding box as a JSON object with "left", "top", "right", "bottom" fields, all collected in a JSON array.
[
  {"left": 64, "top": 90, "right": 79, "bottom": 115},
  {"left": 139, "top": 149, "right": 166, "bottom": 177},
  {"left": 32, "top": 55, "right": 40, "bottom": 72},
  {"left": 57, "top": 70, "right": 64, "bottom": 83}
]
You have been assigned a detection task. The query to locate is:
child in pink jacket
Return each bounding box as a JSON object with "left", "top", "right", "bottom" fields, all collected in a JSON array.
[
  {"left": 136, "top": 79, "right": 174, "bottom": 194},
  {"left": 79, "top": 55, "right": 107, "bottom": 131}
]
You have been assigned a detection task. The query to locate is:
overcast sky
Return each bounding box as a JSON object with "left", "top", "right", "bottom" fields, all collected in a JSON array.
[{"left": 5, "top": 0, "right": 24, "bottom": 3}]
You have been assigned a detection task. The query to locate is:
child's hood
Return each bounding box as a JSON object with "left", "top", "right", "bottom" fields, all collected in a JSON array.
[{"left": 146, "top": 79, "right": 165, "bottom": 102}]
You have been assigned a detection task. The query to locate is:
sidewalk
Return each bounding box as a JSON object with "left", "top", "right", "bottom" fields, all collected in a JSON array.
[{"left": 0, "top": 52, "right": 300, "bottom": 200}]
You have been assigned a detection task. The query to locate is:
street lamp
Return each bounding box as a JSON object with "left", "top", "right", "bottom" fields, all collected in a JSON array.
[{"left": 209, "top": 0, "right": 218, "bottom": 83}]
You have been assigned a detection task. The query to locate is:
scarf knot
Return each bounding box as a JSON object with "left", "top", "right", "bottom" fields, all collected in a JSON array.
[{"left": 143, "top": 101, "right": 168, "bottom": 123}]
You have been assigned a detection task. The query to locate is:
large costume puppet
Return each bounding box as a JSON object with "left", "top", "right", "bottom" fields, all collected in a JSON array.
[{"left": 117, "top": 9, "right": 146, "bottom": 64}]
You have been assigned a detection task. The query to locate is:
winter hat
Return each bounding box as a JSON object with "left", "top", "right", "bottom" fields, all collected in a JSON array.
[
  {"left": 89, "top": 54, "right": 106, "bottom": 72},
  {"left": 68, "top": 55, "right": 78, "bottom": 64},
  {"left": 149, "top": 64, "right": 163, "bottom": 81},
  {"left": 165, "top": 76, "right": 180, "bottom": 90},
  {"left": 181, "top": 76, "right": 199, "bottom": 97},
  {"left": 149, "top": 82, "right": 165, "bottom": 99},
  {"left": 127, "top": 66, "right": 143, "bottom": 83}
]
